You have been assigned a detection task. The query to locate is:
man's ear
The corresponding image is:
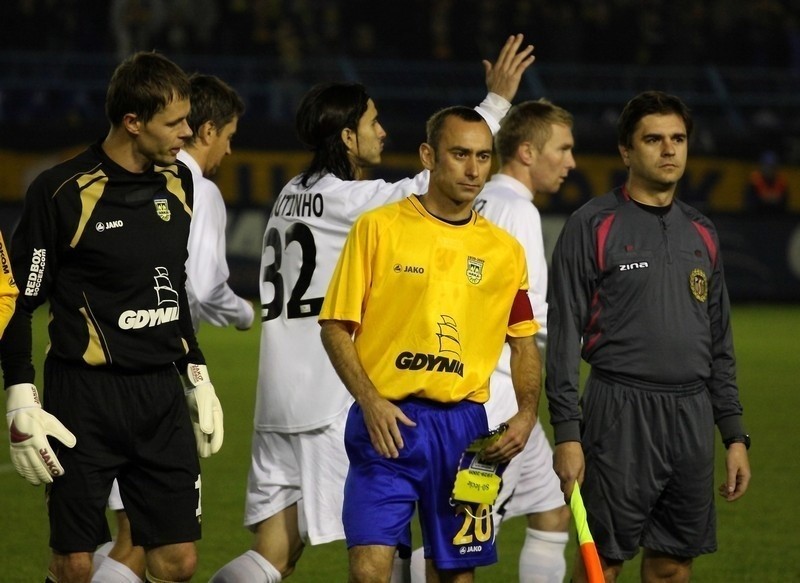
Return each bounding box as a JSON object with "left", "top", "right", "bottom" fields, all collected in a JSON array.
[
  {"left": 341, "top": 127, "right": 356, "bottom": 153},
  {"left": 122, "top": 113, "right": 141, "bottom": 136},
  {"left": 618, "top": 144, "right": 630, "bottom": 168},
  {"left": 419, "top": 142, "right": 435, "bottom": 171},
  {"left": 199, "top": 121, "right": 216, "bottom": 145},
  {"left": 518, "top": 141, "right": 535, "bottom": 165}
]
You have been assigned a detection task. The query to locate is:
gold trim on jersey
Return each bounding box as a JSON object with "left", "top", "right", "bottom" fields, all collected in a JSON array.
[
  {"left": 157, "top": 165, "right": 192, "bottom": 217},
  {"left": 79, "top": 306, "right": 108, "bottom": 365},
  {"left": 71, "top": 169, "right": 108, "bottom": 248}
]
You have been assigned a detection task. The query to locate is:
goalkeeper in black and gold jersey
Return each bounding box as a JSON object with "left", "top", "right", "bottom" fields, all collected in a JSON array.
[{"left": 0, "top": 52, "right": 223, "bottom": 583}]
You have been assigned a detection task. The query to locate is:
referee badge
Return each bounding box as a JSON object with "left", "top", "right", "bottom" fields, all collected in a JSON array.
[
  {"left": 689, "top": 268, "right": 708, "bottom": 302},
  {"left": 154, "top": 198, "right": 171, "bottom": 221},
  {"left": 466, "top": 256, "right": 484, "bottom": 284}
]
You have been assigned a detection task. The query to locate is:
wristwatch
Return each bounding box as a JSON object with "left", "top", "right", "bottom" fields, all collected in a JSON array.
[{"left": 723, "top": 434, "right": 751, "bottom": 450}]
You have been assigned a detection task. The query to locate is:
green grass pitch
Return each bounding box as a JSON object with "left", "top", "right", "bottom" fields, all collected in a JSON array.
[{"left": 1, "top": 304, "right": 798, "bottom": 581}]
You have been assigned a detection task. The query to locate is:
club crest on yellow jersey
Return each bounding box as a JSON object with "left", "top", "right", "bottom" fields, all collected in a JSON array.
[
  {"left": 154, "top": 198, "right": 171, "bottom": 221},
  {"left": 466, "top": 256, "right": 484, "bottom": 284}
]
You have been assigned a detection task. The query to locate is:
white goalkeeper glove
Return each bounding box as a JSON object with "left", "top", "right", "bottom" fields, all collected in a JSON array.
[
  {"left": 183, "top": 364, "right": 223, "bottom": 458},
  {"left": 5, "top": 383, "right": 76, "bottom": 486}
]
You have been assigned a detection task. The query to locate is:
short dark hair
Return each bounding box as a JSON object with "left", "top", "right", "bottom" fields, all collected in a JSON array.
[
  {"left": 425, "top": 106, "right": 486, "bottom": 156},
  {"left": 617, "top": 91, "right": 693, "bottom": 148},
  {"left": 295, "top": 82, "right": 371, "bottom": 186},
  {"left": 184, "top": 74, "right": 245, "bottom": 145},
  {"left": 105, "top": 51, "right": 191, "bottom": 126},
  {"left": 495, "top": 99, "right": 573, "bottom": 165}
]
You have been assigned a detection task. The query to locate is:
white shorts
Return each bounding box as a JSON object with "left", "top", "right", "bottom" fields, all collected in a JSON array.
[
  {"left": 107, "top": 479, "right": 124, "bottom": 511},
  {"left": 485, "top": 371, "right": 564, "bottom": 526},
  {"left": 243, "top": 412, "right": 348, "bottom": 545}
]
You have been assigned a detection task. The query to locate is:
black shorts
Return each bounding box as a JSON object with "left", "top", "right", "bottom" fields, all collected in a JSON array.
[
  {"left": 580, "top": 370, "right": 716, "bottom": 561},
  {"left": 43, "top": 357, "right": 201, "bottom": 552}
]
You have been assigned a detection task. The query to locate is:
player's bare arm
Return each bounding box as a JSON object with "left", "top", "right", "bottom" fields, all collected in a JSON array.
[
  {"left": 719, "top": 444, "right": 751, "bottom": 502},
  {"left": 483, "top": 33, "right": 536, "bottom": 102},
  {"left": 482, "top": 334, "right": 539, "bottom": 464},
  {"left": 320, "top": 320, "right": 416, "bottom": 459}
]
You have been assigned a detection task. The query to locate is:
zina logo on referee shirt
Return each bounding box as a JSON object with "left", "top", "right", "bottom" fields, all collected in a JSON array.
[
  {"left": 118, "top": 267, "right": 180, "bottom": 329},
  {"left": 395, "top": 315, "right": 464, "bottom": 377}
]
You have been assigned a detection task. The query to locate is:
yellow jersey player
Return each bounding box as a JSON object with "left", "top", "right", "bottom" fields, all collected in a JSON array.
[
  {"left": 0, "top": 230, "right": 18, "bottom": 338},
  {"left": 320, "top": 106, "right": 542, "bottom": 582}
]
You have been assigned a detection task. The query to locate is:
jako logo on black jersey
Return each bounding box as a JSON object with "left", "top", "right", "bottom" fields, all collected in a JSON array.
[
  {"left": 96, "top": 220, "right": 124, "bottom": 232},
  {"left": 395, "top": 352, "right": 464, "bottom": 377},
  {"left": 619, "top": 261, "right": 649, "bottom": 271}
]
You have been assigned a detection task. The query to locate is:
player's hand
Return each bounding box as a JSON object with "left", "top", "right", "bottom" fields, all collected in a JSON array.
[
  {"left": 359, "top": 394, "right": 416, "bottom": 459},
  {"left": 481, "top": 412, "right": 535, "bottom": 464},
  {"left": 5, "top": 383, "right": 76, "bottom": 486},
  {"left": 553, "top": 441, "right": 585, "bottom": 501},
  {"left": 483, "top": 33, "right": 535, "bottom": 102},
  {"left": 183, "top": 364, "right": 224, "bottom": 458},
  {"left": 719, "top": 443, "right": 751, "bottom": 502},
  {"left": 235, "top": 300, "right": 255, "bottom": 331}
]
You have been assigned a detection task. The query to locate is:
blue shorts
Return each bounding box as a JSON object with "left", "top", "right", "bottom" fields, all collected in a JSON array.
[{"left": 343, "top": 397, "right": 498, "bottom": 571}]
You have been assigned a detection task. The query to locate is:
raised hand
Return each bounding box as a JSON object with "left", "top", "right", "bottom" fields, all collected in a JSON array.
[{"left": 483, "top": 33, "right": 536, "bottom": 103}]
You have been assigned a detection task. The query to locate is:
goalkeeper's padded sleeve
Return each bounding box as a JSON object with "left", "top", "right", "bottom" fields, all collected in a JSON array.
[
  {"left": 5, "top": 383, "right": 76, "bottom": 485},
  {"left": 183, "top": 364, "right": 224, "bottom": 458}
]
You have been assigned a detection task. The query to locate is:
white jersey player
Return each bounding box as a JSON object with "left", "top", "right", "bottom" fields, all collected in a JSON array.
[
  {"left": 209, "top": 34, "right": 535, "bottom": 583},
  {"left": 475, "top": 99, "right": 576, "bottom": 583},
  {"left": 182, "top": 145, "right": 254, "bottom": 333}
]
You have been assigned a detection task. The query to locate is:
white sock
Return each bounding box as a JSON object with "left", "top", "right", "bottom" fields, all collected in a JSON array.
[
  {"left": 518, "top": 528, "right": 568, "bottom": 583},
  {"left": 91, "top": 556, "right": 144, "bottom": 583},
  {"left": 209, "top": 550, "right": 282, "bottom": 583},
  {"left": 408, "top": 547, "right": 426, "bottom": 583},
  {"left": 390, "top": 549, "right": 411, "bottom": 583},
  {"left": 92, "top": 540, "right": 116, "bottom": 574}
]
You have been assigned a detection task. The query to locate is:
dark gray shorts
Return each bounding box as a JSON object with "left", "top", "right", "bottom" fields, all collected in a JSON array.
[
  {"left": 581, "top": 370, "right": 717, "bottom": 561},
  {"left": 43, "top": 357, "right": 201, "bottom": 552}
]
